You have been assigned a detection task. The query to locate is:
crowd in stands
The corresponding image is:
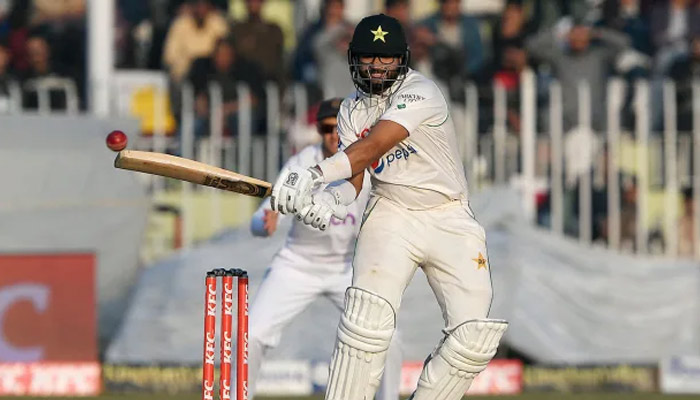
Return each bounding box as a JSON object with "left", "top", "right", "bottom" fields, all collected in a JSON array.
[
  {"left": 0, "top": 0, "right": 698, "bottom": 254},
  {"left": 0, "top": 0, "right": 86, "bottom": 111},
  {"left": 0, "top": 0, "right": 697, "bottom": 126}
]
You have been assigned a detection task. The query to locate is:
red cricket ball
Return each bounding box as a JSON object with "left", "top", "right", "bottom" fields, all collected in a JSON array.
[{"left": 106, "top": 130, "right": 128, "bottom": 152}]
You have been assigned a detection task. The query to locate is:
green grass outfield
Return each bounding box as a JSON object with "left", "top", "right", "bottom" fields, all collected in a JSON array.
[{"left": 4, "top": 395, "right": 700, "bottom": 400}]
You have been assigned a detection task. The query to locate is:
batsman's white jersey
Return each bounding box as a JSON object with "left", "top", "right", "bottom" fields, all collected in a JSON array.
[
  {"left": 338, "top": 69, "right": 471, "bottom": 210},
  {"left": 248, "top": 143, "right": 402, "bottom": 400}
]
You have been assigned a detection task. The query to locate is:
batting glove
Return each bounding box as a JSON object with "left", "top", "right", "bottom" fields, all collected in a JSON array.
[
  {"left": 296, "top": 190, "right": 348, "bottom": 231},
  {"left": 270, "top": 166, "right": 323, "bottom": 214}
]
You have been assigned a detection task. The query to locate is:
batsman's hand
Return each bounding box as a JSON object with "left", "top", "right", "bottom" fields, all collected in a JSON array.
[
  {"left": 296, "top": 190, "right": 348, "bottom": 231},
  {"left": 270, "top": 166, "right": 323, "bottom": 214}
]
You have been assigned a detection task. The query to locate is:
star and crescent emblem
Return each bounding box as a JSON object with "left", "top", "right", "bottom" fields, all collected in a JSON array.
[
  {"left": 473, "top": 252, "right": 488, "bottom": 270},
  {"left": 371, "top": 25, "right": 389, "bottom": 42}
]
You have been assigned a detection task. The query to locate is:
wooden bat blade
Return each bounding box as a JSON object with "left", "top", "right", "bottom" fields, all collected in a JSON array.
[{"left": 114, "top": 150, "right": 272, "bottom": 198}]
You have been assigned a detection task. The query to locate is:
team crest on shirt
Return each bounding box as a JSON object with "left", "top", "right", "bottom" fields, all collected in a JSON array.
[{"left": 473, "top": 252, "right": 488, "bottom": 270}]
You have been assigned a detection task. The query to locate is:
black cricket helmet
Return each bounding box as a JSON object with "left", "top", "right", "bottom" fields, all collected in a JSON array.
[{"left": 348, "top": 14, "right": 410, "bottom": 96}]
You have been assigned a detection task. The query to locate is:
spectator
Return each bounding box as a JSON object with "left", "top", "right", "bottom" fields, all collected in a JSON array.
[
  {"left": 5, "top": 0, "right": 30, "bottom": 73},
  {"left": 163, "top": 0, "right": 228, "bottom": 83},
  {"left": 30, "top": 0, "right": 87, "bottom": 108},
  {"left": 394, "top": 5, "right": 431, "bottom": 86},
  {"left": 494, "top": 41, "right": 529, "bottom": 133},
  {"left": 491, "top": 1, "right": 532, "bottom": 74},
  {"left": 20, "top": 33, "right": 73, "bottom": 111},
  {"left": 385, "top": 0, "right": 410, "bottom": 28},
  {"left": 420, "top": 0, "right": 485, "bottom": 80},
  {"left": 116, "top": 0, "right": 151, "bottom": 68},
  {"left": 490, "top": 1, "right": 533, "bottom": 132},
  {"left": 409, "top": 23, "right": 465, "bottom": 96},
  {"left": 230, "top": 0, "right": 285, "bottom": 85},
  {"left": 526, "top": 20, "right": 630, "bottom": 132},
  {"left": 385, "top": 0, "right": 415, "bottom": 74},
  {"left": 524, "top": 0, "right": 588, "bottom": 33},
  {"left": 409, "top": 25, "right": 437, "bottom": 79},
  {"left": 0, "top": 39, "right": 16, "bottom": 113},
  {"left": 115, "top": 0, "right": 181, "bottom": 70},
  {"left": 311, "top": 0, "right": 354, "bottom": 97},
  {"left": 669, "top": 35, "right": 700, "bottom": 131},
  {"left": 597, "top": 0, "right": 651, "bottom": 131},
  {"left": 678, "top": 187, "right": 696, "bottom": 257},
  {"left": 582, "top": 171, "right": 639, "bottom": 249},
  {"left": 650, "top": 0, "right": 700, "bottom": 74},
  {"left": 21, "top": 34, "right": 55, "bottom": 80},
  {"left": 188, "top": 37, "right": 266, "bottom": 139},
  {"left": 599, "top": 0, "right": 652, "bottom": 55},
  {"left": 291, "top": 0, "right": 339, "bottom": 85}
]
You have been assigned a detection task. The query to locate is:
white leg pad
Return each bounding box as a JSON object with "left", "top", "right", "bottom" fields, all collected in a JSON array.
[
  {"left": 410, "top": 319, "right": 508, "bottom": 400},
  {"left": 325, "top": 287, "right": 396, "bottom": 400}
]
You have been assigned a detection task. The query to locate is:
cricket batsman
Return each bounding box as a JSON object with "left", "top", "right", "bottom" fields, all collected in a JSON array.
[
  {"left": 247, "top": 98, "right": 402, "bottom": 400},
  {"left": 270, "top": 13, "right": 508, "bottom": 400}
]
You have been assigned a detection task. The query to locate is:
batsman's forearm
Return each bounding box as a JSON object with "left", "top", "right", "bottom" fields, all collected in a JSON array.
[
  {"left": 344, "top": 119, "right": 409, "bottom": 175},
  {"left": 315, "top": 121, "right": 407, "bottom": 182},
  {"left": 344, "top": 137, "right": 393, "bottom": 176}
]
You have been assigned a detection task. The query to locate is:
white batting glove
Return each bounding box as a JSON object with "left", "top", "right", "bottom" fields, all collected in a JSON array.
[
  {"left": 270, "top": 166, "right": 323, "bottom": 214},
  {"left": 296, "top": 190, "right": 348, "bottom": 231}
]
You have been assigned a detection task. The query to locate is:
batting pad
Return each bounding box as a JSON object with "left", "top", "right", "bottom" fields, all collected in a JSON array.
[
  {"left": 409, "top": 319, "right": 508, "bottom": 400},
  {"left": 325, "top": 287, "right": 396, "bottom": 400}
]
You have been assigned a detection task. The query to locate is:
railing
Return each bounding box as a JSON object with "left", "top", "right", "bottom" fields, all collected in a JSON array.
[
  {"left": 110, "top": 76, "right": 700, "bottom": 260},
  {"left": 0, "top": 77, "right": 80, "bottom": 114},
  {"left": 24, "top": 77, "right": 80, "bottom": 114},
  {"left": 6, "top": 72, "right": 700, "bottom": 260}
]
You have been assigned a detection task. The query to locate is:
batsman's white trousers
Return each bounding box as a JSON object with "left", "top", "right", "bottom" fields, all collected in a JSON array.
[
  {"left": 353, "top": 197, "right": 493, "bottom": 330},
  {"left": 248, "top": 254, "right": 402, "bottom": 400}
]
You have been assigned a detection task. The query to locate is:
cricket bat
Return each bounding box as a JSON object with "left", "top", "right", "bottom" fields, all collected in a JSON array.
[{"left": 114, "top": 150, "right": 272, "bottom": 198}]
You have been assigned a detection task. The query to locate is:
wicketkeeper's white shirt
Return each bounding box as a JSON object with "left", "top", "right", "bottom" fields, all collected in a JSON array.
[{"left": 337, "top": 69, "right": 470, "bottom": 209}]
